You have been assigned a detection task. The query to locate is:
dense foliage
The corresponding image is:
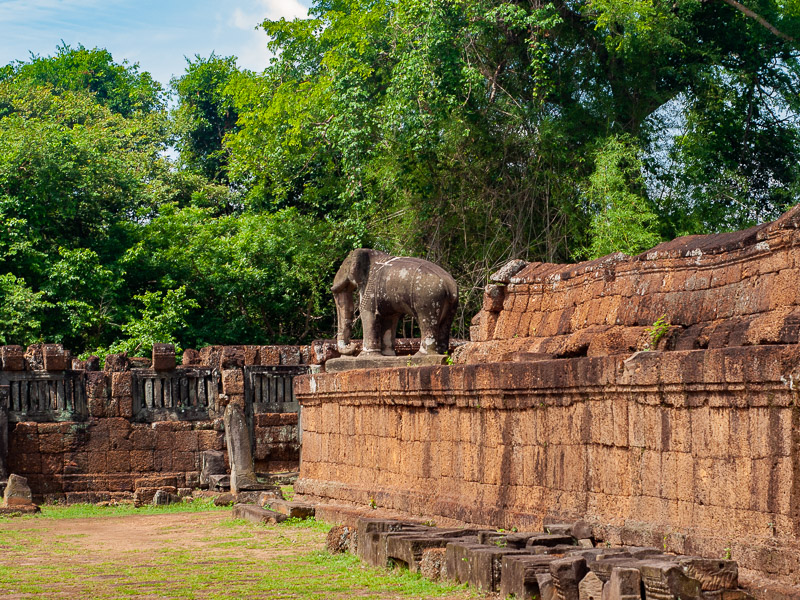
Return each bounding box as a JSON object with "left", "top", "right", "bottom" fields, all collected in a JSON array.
[{"left": 0, "top": 2, "right": 798, "bottom": 354}]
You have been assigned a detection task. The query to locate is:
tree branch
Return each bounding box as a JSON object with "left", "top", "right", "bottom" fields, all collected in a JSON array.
[{"left": 718, "top": 0, "right": 796, "bottom": 43}]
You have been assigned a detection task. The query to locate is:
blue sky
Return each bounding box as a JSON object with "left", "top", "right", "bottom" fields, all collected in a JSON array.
[{"left": 0, "top": 0, "right": 312, "bottom": 86}]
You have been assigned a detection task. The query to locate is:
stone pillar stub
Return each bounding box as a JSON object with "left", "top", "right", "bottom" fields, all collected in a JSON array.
[
  {"left": 0, "top": 391, "right": 7, "bottom": 480},
  {"left": 223, "top": 402, "right": 261, "bottom": 493}
]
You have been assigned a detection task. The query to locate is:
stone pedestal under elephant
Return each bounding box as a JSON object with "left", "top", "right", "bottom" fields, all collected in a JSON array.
[{"left": 331, "top": 249, "right": 458, "bottom": 356}]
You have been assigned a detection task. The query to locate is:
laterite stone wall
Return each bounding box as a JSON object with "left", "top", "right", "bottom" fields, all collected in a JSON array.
[{"left": 295, "top": 205, "right": 800, "bottom": 587}]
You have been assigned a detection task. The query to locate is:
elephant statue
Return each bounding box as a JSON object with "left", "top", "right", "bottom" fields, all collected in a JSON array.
[{"left": 331, "top": 249, "right": 459, "bottom": 356}]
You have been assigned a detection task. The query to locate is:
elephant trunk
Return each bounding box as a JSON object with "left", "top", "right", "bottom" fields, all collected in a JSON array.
[{"left": 335, "top": 290, "right": 358, "bottom": 355}]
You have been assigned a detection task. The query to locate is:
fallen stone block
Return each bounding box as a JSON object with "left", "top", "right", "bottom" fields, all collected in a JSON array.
[
  {"left": 235, "top": 491, "right": 262, "bottom": 505},
  {"left": 385, "top": 533, "right": 461, "bottom": 572},
  {"left": 420, "top": 547, "right": 447, "bottom": 581},
  {"left": 232, "top": 503, "right": 286, "bottom": 524},
  {"left": 257, "top": 489, "right": 284, "bottom": 506},
  {"left": 444, "top": 541, "right": 486, "bottom": 584},
  {"left": 0, "top": 505, "right": 40, "bottom": 515},
  {"left": 579, "top": 571, "right": 604, "bottom": 600},
  {"left": 265, "top": 499, "right": 315, "bottom": 519},
  {"left": 639, "top": 560, "right": 702, "bottom": 600},
  {"left": 3, "top": 474, "right": 33, "bottom": 507},
  {"left": 677, "top": 557, "right": 738, "bottom": 591},
  {"left": 539, "top": 573, "right": 556, "bottom": 600},
  {"left": 134, "top": 486, "right": 177, "bottom": 507},
  {"left": 543, "top": 520, "right": 594, "bottom": 541},
  {"left": 208, "top": 474, "right": 230, "bottom": 491},
  {"left": 355, "top": 518, "right": 421, "bottom": 563},
  {"left": 500, "top": 554, "right": 561, "bottom": 600},
  {"left": 213, "top": 492, "right": 236, "bottom": 506},
  {"left": 152, "top": 489, "right": 180, "bottom": 506},
  {"left": 326, "top": 525, "right": 355, "bottom": 554},
  {"left": 471, "top": 547, "right": 531, "bottom": 592},
  {"left": 200, "top": 450, "right": 226, "bottom": 488},
  {"left": 602, "top": 567, "right": 641, "bottom": 600},
  {"left": 526, "top": 533, "right": 577, "bottom": 548},
  {"left": 529, "top": 543, "right": 581, "bottom": 555},
  {"left": 550, "top": 556, "right": 589, "bottom": 600}
]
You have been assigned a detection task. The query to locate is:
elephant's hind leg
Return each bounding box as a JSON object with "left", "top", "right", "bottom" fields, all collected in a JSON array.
[
  {"left": 415, "top": 314, "right": 439, "bottom": 355},
  {"left": 381, "top": 315, "right": 400, "bottom": 356},
  {"left": 436, "top": 302, "right": 457, "bottom": 355}
]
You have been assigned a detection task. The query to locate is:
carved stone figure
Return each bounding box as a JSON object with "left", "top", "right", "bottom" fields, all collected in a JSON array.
[
  {"left": 332, "top": 249, "right": 458, "bottom": 356},
  {"left": 223, "top": 403, "right": 260, "bottom": 493}
]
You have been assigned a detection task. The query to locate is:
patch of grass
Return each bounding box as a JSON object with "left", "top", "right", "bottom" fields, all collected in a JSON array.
[
  {"left": 0, "top": 509, "right": 478, "bottom": 600},
  {"left": 281, "top": 484, "right": 295, "bottom": 500},
  {"left": 31, "top": 497, "right": 226, "bottom": 520}
]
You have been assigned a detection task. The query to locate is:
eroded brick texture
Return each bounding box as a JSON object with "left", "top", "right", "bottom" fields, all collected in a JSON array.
[
  {"left": 4, "top": 344, "right": 303, "bottom": 503},
  {"left": 460, "top": 204, "right": 800, "bottom": 363},
  {"left": 294, "top": 205, "right": 800, "bottom": 588}
]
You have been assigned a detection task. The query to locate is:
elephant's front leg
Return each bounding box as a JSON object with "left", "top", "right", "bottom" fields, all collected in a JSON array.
[
  {"left": 360, "top": 309, "right": 383, "bottom": 355},
  {"left": 380, "top": 314, "right": 400, "bottom": 356}
]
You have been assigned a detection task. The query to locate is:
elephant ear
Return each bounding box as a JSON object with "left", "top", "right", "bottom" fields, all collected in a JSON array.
[{"left": 348, "top": 248, "right": 372, "bottom": 287}]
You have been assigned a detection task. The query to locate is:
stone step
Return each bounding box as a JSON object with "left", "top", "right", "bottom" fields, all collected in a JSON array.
[
  {"left": 264, "top": 499, "right": 315, "bottom": 519},
  {"left": 232, "top": 503, "right": 286, "bottom": 524}
]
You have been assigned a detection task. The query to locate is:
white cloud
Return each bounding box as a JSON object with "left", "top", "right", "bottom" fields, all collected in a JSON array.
[
  {"left": 226, "top": 0, "right": 310, "bottom": 72},
  {"left": 230, "top": 0, "right": 308, "bottom": 32},
  {"left": 0, "top": 0, "right": 107, "bottom": 23}
]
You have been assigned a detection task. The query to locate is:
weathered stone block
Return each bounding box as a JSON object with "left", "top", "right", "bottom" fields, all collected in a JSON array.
[
  {"left": 152, "top": 489, "right": 181, "bottom": 505},
  {"left": 326, "top": 525, "right": 355, "bottom": 554},
  {"left": 172, "top": 451, "right": 198, "bottom": 472},
  {"left": 1, "top": 346, "right": 25, "bottom": 371},
  {"left": 223, "top": 402, "right": 258, "bottom": 492},
  {"left": 420, "top": 547, "right": 447, "bottom": 581},
  {"left": 602, "top": 567, "right": 641, "bottom": 600},
  {"left": 200, "top": 450, "right": 226, "bottom": 487},
  {"left": 232, "top": 503, "right": 286, "bottom": 524},
  {"left": 550, "top": 556, "right": 588, "bottom": 600},
  {"left": 130, "top": 450, "right": 155, "bottom": 472},
  {"left": 152, "top": 344, "right": 176, "bottom": 371},
  {"left": 209, "top": 474, "right": 230, "bottom": 490},
  {"left": 221, "top": 369, "right": 244, "bottom": 395},
  {"left": 3, "top": 474, "right": 33, "bottom": 507},
  {"left": 86, "top": 371, "right": 108, "bottom": 399},
  {"left": 106, "top": 450, "right": 131, "bottom": 473},
  {"left": 104, "top": 353, "right": 130, "bottom": 372},
  {"left": 42, "top": 344, "right": 68, "bottom": 371},
  {"left": 578, "top": 571, "right": 604, "bottom": 600},
  {"left": 221, "top": 346, "right": 245, "bottom": 369},
  {"left": 639, "top": 560, "right": 701, "bottom": 600},
  {"left": 134, "top": 486, "right": 177, "bottom": 507},
  {"left": 500, "top": 554, "right": 559, "bottom": 600},
  {"left": 111, "top": 372, "right": 132, "bottom": 397},
  {"left": 182, "top": 348, "right": 202, "bottom": 366}
]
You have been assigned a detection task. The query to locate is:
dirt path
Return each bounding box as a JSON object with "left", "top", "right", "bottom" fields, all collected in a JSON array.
[{"left": 0, "top": 510, "right": 488, "bottom": 600}]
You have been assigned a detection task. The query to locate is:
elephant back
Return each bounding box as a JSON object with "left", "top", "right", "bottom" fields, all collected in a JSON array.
[{"left": 376, "top": 256, "right": 458, "bottom": 303}]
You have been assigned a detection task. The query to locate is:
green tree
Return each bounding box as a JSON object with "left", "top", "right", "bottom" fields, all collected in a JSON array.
[
  {"left": 172, "top": 54, "right": 242, "bottom": 183},
  {"left": 123, "top": 204, "right": 358, "bottom": 347},
  {"left": 5, "top": 43, "right": 164, "bottom": 116},
  {"left": 0, "top": 273, "right": 51, "bottom": 346},
  {"left": 226, "top": 0, "right": 800, "bottom": 335},
  {"left": 583, "top": 137, "right": 663, "bottom": 259},
  {"left": 97, "top": 286, "right": 200, "bottom": 358},
  {"left": 0, "top": 50, "right": 189, "bottom": 351}
]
